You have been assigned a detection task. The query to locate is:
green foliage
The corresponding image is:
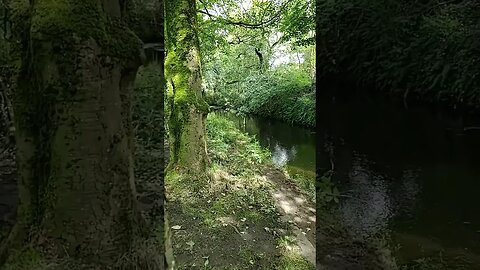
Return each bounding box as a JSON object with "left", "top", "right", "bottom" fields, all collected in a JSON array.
[
  {"left": 317, "top": 0, "right": 480, "bottom": 108},
  {"left": 206, "top": 65, "right": 315, "bottom": 127},
  {"left": 286, "top": 166, "right": 315, "bottom": 202},
  {"left": 127, "top": 0, "right": 163, "bottom": 43},
  {"left": 279, "top": 0, "right": 315, "bottom": 47},
  {"left": 198, "top": 0, "right": 315, "bottom": 127},
  {"left": 317, "top": 175, "right": 339, "bottom": 205},
  {"left": 206, "top": 112, "right": 271, "bottom": 175}
]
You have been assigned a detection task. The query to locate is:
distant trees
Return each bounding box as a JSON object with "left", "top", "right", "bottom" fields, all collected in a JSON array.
[{"left": 197, "top": 0, "right": 315, "bottom": 126}]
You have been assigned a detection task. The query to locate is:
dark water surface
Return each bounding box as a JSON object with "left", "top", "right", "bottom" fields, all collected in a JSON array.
[
  {"left": 217, "top": 112, "right": 316, "bottom": 174},
  {"left": 319, "top": 90, "right": 480, "bottom": 267}
]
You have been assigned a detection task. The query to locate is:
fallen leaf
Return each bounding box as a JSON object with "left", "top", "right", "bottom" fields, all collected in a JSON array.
[{"left": 186, "top": 241, "right": 195, "bottom": 250}]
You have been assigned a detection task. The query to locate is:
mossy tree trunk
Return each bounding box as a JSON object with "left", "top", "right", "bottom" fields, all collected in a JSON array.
[
  {"left": 165, "top": 0, "right": 209, "bottom": 175},
  {"left": 1, "top": 0, "right": 149, "bottom": 267}
]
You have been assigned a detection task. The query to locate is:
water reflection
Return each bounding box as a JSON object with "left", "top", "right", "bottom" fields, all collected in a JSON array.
[
  {"left": 340, "top": 153, "right": 393, "bottom": 239},
  {"left": 218, "top": 112, "right": 315, "bottom": 173},
  {"left": 318, "top": 90, "right": 480, "bottom": 265},
  {"left": 272, "top": 143, "right": 289, "bottom": 167}
]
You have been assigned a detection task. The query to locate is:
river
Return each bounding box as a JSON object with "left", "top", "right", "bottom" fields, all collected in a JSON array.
[
  {"left": 318, "top": 88, "right": 480, "bottom": 268},
  {"left": 217, "top": 112, "right": 316, "bottom": 174}
]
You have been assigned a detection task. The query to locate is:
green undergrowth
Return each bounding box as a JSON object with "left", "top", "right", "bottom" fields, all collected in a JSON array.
[
  {"left": 166, "top": 113, "right": 278, "bottom": 227},
  {"left": 206, "top": 67, "right": 315, "bottom": 128},
  {"left": 165, "top": 113, "right": 314, "bottom": 269},
  {"left": 285, "top": 166, "right": 315, "bottom": 203},
  {"left": 276, "top": 236, "right": 315, "bottom": 270},
  {"left": 317, "top": 0, "right": 480, "bottom": 109}
]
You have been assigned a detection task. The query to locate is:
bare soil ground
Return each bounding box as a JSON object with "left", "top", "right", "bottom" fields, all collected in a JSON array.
[{"left": 166, "top": 166, "right": 316, "bottom": 270}]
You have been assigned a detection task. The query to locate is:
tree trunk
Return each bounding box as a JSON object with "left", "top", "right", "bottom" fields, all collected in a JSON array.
[
  {"left": 164, "top": 0, "right": 209, "bottom": 174},
  {"left": 1, "top": 0, "right": 150, "bottom": 267}
]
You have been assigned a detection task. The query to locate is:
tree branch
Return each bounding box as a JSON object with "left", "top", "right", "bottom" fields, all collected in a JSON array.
[{"left": 197, "top": 0, "right": 292, "bottom": 29}]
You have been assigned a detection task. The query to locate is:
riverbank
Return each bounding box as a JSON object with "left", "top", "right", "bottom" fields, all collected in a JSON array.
[
  {"left": 216, "top": 111, "right": 316, "bottom": 197},
  {"left": 206, "top": 73, "right": 315, "bottom": 128},
  {"left": 165, "top": 113, "right": 315, "bottom": 269}
]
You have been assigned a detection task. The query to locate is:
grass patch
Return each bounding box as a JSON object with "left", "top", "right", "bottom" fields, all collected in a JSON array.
[
  {"left": 276, "top": 236, "right": 315, "bottom": 270},
  {"left": 285, "top": 166, "right": 315, "bottom": 203}
]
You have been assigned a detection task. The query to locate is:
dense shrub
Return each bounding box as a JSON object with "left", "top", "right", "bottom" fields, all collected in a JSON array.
[
  {"left": 206, "top": 66, "right": 316, "bottom": 127},
  {"left": 317, "top": 0, "right": 480, "bottom": 109}
]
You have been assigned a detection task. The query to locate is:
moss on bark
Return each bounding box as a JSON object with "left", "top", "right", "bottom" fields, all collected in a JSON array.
[
  {"left": 165, "top": 0, "right": 209, "bottom": 174},
  {"left": 0, "top": 0, "right": 156, "bottom": 268}
]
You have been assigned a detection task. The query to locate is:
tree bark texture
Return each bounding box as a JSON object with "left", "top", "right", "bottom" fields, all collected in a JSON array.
[
  {"left": 165, "top": 0, "right": 209, "bottom": 175},
  {"left": 2, "top": 0, "right": 147, "bottom": 266}
]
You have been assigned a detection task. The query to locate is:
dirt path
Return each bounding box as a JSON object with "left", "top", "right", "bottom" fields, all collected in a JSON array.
[
  {"left": 167, "top": 165, "right": 316, "bottom": 269},
  {"left": 265, "top": 168, "right": 316, "bottom": 265}
]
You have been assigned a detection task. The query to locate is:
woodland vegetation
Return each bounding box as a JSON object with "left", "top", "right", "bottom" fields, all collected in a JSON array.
[
  {"left": 164, "top": 0, "right": 316, "bottom": 268},
  {"left": 198, "top": 0, "right": 316, "bottom": 127},
  {"left": 1, "top": 0, "right": 316, "bottom": 269},
  {"left": 317, "top": 0, "right": 480, "bottom": 110}
]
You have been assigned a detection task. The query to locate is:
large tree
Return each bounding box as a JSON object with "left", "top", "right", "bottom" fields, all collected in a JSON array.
[
  {"left": 0, "top": 0, "right": 159, "bottom": 268},
  {"left": 164, "top": 2, "right": 210, "bottom": 269},
  {"left": 165, "top": 0, "right": 209, "bottom": 175}
]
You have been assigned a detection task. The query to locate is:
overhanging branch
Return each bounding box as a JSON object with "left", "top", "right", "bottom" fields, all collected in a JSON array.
[{"left": 197, "top": 0, "right": 291, "bottom": 29}]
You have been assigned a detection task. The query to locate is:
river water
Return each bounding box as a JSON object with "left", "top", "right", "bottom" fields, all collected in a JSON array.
[
  {"left": 319, "top": 89, "right": 480, "bottom": 268},
  {"left": 217, "top": 112, "right": 316, "bottom": 174}
]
